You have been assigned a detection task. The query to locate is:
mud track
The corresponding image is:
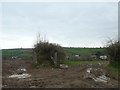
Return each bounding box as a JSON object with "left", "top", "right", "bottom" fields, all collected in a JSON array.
[{"left": 2, "top": 59, "right": 119, "bottom": 88}]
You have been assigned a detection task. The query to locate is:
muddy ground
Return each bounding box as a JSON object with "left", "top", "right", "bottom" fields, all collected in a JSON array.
[{"left": 2, "top": 59, "right": 119, "bottom": 88}]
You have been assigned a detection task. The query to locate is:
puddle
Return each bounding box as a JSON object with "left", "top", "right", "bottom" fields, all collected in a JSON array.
[{"left": 8, "top": 73, "right": 31, "bottom": 79}]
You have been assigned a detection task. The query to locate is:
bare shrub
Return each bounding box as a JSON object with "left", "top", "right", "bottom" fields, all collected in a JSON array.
[
  {"left": 33, "top": 34, "right": 66, "bottom": 67},
  {"left": 105, "top": 39, "right": 120, "bottom": 63}
]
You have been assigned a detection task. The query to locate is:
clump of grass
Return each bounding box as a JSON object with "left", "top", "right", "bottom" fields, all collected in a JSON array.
[
  {"left": 63, "top": 60, "right": 82, "bottom": 67},
  {"left": 108, "top": 62, "right": 120, "bottom": 72},
  {"left": 106, "top": 62, "right": 119, "bottom": 80}
]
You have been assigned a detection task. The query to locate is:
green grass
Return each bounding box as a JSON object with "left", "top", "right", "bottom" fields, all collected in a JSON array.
[
  {"left": 64, "top": 47, "right": 105, "bottom": 55},
  {"left": 106, "top": 62, "right": 119, "bottom": 79},
  {"left": 64, "top": 60, "right": 119, "bottom": 79},
  {"left": 2, "top": 49, "right": 33, "bottom": 60},
  {"left": 63, "top": 60, "right": 107, "bottom": 67},
  {"left": 2, "top": 47, "right": 105, "bottom": 60},
  {"left": 108, "top": 62, "right": 120, "bottom": 73}
]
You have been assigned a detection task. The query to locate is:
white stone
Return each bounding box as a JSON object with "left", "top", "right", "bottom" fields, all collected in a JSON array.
[
  {"left": 20, "top": 69, "right": 27, "bottom": 72},
  {"left": 60, "top": 64, "right": 68, "bottom": 69},
  {"left": 8, "top": 73, "right": 31, "bottom": 79},
  {"left": 16, "top": 68, "right": 27, "bottom": 74},
  {"left": 100, "top": 55, "right": 107, "bottom": 60},
  {"left": 86, "top": 68, "right": 92, "bottom": 73}
]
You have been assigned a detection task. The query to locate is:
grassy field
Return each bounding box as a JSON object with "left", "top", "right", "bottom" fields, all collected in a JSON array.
[
  {"left": 63, "top": 60, "right": 108, "bottom": 67},
  {"left": 2, "top": 47, "right": 105, "bottom": 60},
  {"left": 64, "top": 47, "right": 105, "bottom": 55},
  {"left": 2, "top": 48, "right": 33, "bottom": 60}
]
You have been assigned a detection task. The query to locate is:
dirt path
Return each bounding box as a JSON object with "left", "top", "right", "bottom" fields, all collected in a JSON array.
[{"left": 2, "top": 60, "right": 119, "bottom": 88}]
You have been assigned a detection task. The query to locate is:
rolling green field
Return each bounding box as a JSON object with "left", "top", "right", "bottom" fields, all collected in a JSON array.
[
  {"left": 2, "top": 47, "right": 105, "bottom": 60},
  {"left": 2, "top": 48, "right": 33, "bottom": 60},
  {"left": 64, "top": 47, "right": 105, "bottom": 55}
]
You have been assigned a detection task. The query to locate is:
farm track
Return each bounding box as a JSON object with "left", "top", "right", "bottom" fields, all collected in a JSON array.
[{"left": 2, "top": 59, "right": 119, "bottom": 88}]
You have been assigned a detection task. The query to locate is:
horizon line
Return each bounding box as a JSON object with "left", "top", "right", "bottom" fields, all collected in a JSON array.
[{"left": 1, "top": 46, "right": 104, "bottom": 49}]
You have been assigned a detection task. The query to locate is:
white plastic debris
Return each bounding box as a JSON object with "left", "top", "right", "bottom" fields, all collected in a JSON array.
[
  {"left": 17, "top": 68, "right": 27, "bottom": 72},
  {"left": 8, "top": 73, "right": 31, "bottom": 79},
  {"left": 86, "top": 68, "right": 92, "bottom": 73},
  {"left": 98, "top": 63, "right": 101, "bottom": 66},
  {"left": 60, "top": 64, "right": 68, "bottom": 69},
  {"left": 93, "top": 75, "right": 110, "bottom": 83},
  {"left": 16, "top": 68, "right": 27, "bottom": 74},
  {"left": 20, "top": 69, "right": 27, "bottom": 72}
]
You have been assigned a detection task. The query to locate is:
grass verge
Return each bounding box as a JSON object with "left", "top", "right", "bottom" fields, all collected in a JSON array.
[
  {"left": 63, "top": 60, "right": 108, "bottom": 67},
  {"left": 106, "top": 62, "right": 119, "bottom": 80}
]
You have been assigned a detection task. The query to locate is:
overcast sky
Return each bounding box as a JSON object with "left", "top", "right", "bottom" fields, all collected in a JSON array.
[{"left": 1, "top": 2, "right": 118, "bottom": 49}]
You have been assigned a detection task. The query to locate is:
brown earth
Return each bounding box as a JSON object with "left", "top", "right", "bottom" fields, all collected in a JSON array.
[{"left": 2, "top": 59, "right": 119, "bottom": 88}]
